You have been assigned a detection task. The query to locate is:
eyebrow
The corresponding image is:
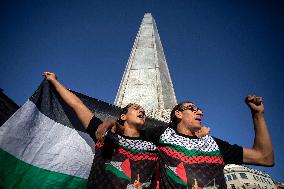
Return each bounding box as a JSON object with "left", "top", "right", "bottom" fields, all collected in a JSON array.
[
  {"left": 183, "top": 104, "right": 195, "bottom": 107},
  {"left": 131, "top": 105, "right": 143, "bottom": 110}
]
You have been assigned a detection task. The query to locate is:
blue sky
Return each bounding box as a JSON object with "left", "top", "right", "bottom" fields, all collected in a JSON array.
[{"left": 1, "top": 0, "right": 283, "bottom": 182}]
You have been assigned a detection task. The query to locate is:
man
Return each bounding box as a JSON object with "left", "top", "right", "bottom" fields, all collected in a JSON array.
[
  {"left": 99, "top": 96, "right": 274, "bottom": 188},
  {"left": 42, "top": 72, "right": 158, "bottom": 188}
]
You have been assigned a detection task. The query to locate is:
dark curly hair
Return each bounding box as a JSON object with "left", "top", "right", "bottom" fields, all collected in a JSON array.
[
  {"left": 117, "top": 103, "right": 143, "bottom": 125},
  {"left": 169, "top": 101, "right": 192, "bottom": 129}
]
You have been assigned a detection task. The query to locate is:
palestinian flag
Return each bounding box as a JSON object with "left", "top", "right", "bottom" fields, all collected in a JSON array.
[
  {"left": 0, "top": 80, "right": 122, "bottom": 188},
  {"left": 166, "top": 163, "right": 187, "bottom": 186},
  {"left": 105, "top": 159, "right": 131, "bottom": 181},
  {"left": 0, "top": 80, "right": 166, "bottom": 188}
]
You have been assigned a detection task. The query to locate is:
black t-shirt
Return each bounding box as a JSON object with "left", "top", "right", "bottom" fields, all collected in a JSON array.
[
  {"left": 143, "top": 126, "right": 243, "bottom": 189},
  {"left": 86, "top": 116, "right": 158, "bottom": 189}
]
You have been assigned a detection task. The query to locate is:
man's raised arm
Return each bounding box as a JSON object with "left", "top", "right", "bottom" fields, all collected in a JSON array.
[
  {"left": 243, "top": 95, "right": 274, "bottom": 166},
  {"left": 42, "top": 72, "right": 94, "bottom": 129}
]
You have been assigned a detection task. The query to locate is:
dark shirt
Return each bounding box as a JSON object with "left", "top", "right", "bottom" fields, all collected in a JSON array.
[
  {"left": 143, "top": 127, "right": 243, "bottom": 189},
  {"left": 86, "top": 116, "right": 158, "bottom": 189}
]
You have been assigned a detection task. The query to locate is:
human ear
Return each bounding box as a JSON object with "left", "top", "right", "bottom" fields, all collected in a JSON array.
[
  {"left": 120, "top": 114, "right": 127, "bottom": 121},
  {"left": 175, "top": 110, "right": 182, "bottom": 119}
]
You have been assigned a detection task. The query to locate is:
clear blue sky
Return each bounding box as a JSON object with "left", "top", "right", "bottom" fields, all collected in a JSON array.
[{"left": 1, "top": 0, "right": 283, "bottom": 182}]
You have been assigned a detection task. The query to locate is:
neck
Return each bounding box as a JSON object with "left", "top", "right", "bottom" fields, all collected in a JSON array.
[
  {"left": 123, "top": 124, "right": 140, "bottom": 137},
  {"left": 176, "top": 123, "right": 195, "bottom": 136}
]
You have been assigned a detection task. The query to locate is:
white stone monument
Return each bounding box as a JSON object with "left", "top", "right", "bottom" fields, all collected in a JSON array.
[{"left": 114, "top": 13, "right": 177, "bottom": 122}]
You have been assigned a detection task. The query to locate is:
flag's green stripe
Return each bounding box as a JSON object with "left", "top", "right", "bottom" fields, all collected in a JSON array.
[
  {"left": 0, "top": 149, "right": 87, "bottom": 189},
  {"left": 160, "top": 142, "right": 222, "bottom": 157},
  {"left": 105, "top": 164, "right": 131, "bottom": 181},
  {"left": 166, "top": 169, "right": 187, "bottom": 186}
]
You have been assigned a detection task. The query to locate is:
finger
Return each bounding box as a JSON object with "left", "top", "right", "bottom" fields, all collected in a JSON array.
[
  {"left": 95, "top": 131, "right": 100, "bottom": 140},
  {"left": 100, "top": 133, "right": 106, "bottom": 141},
  {"left": 111, "top": 126, "right": 116, "bottom": 133},
  {"left": 195, "top": 128, "right": 206, "bottom": 138},
  {"left": 245, "top": 95, "right": 258, "bottom": 104},
  {"left": 96, "top": 132, "right": 105, "bottom": 142},
  {"left": 42, "top": 72, "right": 51, "bottom": 77},
  {"left": 256, "top": 96, "right": 263, "bottom": 102},
  {"left": 95, "top": 128, "right": 104, "bottom": 141},
  {"left": 245, "top": 95, "right": 253, "bottom": 102},
  {"left": 250, "top": 96, "right": 262, "bottom": 105},
  {"left": 97, "top": 136, "right": 104, "bottom": 142},
  {"left": 195, "top": 132, "right": 203, "bottom": 138}
]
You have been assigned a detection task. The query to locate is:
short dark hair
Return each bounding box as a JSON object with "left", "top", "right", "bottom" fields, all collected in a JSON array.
[
  {"left": 117, "top": 103, "right": 142, "bottom": 125},
  {"left": 169, "top": 101, "right": 192, "bottom": 129}
]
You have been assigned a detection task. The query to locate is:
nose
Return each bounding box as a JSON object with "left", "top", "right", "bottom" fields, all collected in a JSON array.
[
  {"left": 139, "top": 110, "right": 145, "bottom": 115},
  {"left": 196, "top": 109, "right": 203, "bottom": 116}
]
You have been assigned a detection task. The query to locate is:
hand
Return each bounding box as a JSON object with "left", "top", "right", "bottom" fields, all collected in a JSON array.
[
  {"left": 245, "top": 95, "right": 264, "bottom": 114},
  {"left": 195, "top": 126, "right": 210, "bottom": 138},
  {"left": 95, "top": 119, "right": 121, "bottom": 142},
  {"left": 42, "top": 72, "right": 57, "bottom": 81}
]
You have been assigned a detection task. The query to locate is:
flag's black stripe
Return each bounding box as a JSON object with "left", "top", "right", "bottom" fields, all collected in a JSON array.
[{"left": 29, "top": 80, "right": 167, "bottom": 133}]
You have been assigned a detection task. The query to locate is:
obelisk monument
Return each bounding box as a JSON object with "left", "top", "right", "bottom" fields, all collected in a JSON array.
[{"left": 114, "top": 13, "right": 176, "bottom": 122}]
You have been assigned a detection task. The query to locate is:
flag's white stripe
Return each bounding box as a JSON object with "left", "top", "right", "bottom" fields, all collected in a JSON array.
[{"left": 0, "top": 100, "right": 95, "bottom": 179}]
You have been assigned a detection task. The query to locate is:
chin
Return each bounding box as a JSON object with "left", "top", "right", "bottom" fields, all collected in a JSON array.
[
  {"left": 137, "top": 122, "right": 145, "bottom": 127},
  {"left": 195, "top": 122, "right": 202, "bottom": 127},
  {"left": 190, "top": 124, "right": 202, "bottom": 131}
]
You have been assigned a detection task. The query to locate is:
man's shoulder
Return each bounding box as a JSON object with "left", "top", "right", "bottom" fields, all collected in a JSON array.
[{"left": 211, "top": 136, "right": 230, "bottom": 145}]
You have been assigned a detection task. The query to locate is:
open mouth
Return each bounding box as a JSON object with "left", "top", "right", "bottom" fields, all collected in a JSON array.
[{"left": 195, "top": 118, "right": 202, "bottom": 122}]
